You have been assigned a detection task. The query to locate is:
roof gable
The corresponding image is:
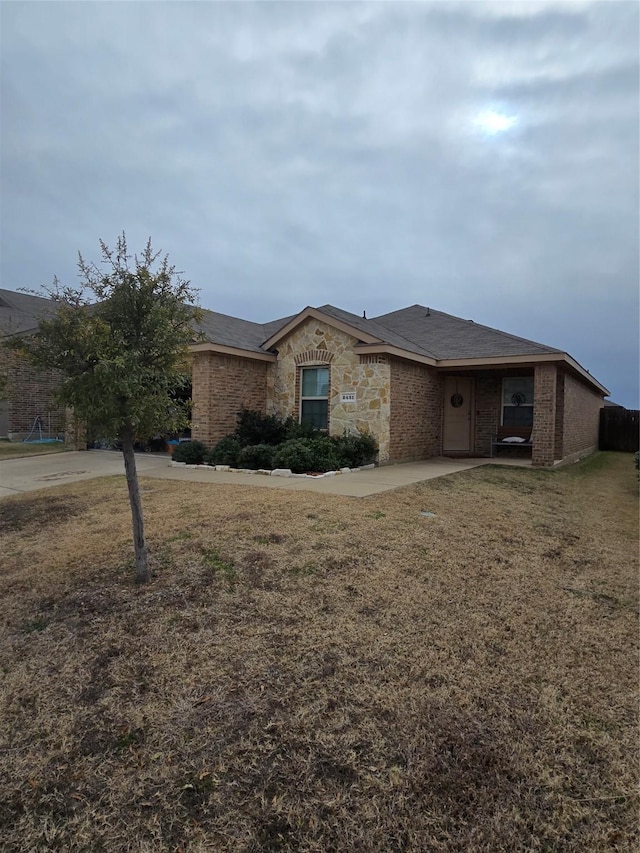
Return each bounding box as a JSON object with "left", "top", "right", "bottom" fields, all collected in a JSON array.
[
  {"left": 261, "top": 306, "right": 384, "bottom": 351},
  {"left": 314, "top": 305, "right": 438, "bottom": 358}
]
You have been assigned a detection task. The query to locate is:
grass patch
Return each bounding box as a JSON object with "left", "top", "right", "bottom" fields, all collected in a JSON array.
[
  {"left": 0, "top": 494, "right": 81, "bottom": 532},
  {"left": 559, "top": 450, "right": 614, "bottom": 478},
  {"left": 288, "top": 561, "right": 318, "bottom": 576},
  {"left": 166, "top": 531, "right": 192, "bottom": 542},
  {"left": 20, "top": 618, "right": 49, "bottom": 634},
  {"left": 0, "top": 441, "right": 71, "bottom": 460},
  {"left": 0, "top": 452, "right": 637, "bottom": 851},
  {"left": 202, "top": 548, "right": 236, "bottom": 588},
  {"left": 112, "top": 726, "right": 145, "bottom": 754},
  {"left": 253, "top": 532, "right": 286, "bottom": 545}
]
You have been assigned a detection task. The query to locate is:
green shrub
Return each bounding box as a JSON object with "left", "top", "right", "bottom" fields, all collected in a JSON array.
[
  {"left": 272, "top": 437, "right": 340, "bottom": 473},
  {"left": 272, "top": 439, "right": 316, "bottom": 474},
  {"left": 232, "top": 407, "right": 326, "bottom": 446},
  {"left": 308, "top": 435, "right": 341, "bottom": 472},
  {"left": 205, "top": 436, "right": 242, "bottom": 467},
  {"left": 284, "top": 419, "right": 320, "bottom": 441},
  {"left": 172, "top": 440, "right": 207, "bottom": 465},
  {"left": 333, "top": 432, "right": 378, "bottom": 468},
  {"left": 237, "top": 443, "right": 275, "bottom": 470},
  {"left": 234, "top": 408, "right": 295, "bottom": 446},
  {"left": 202, "top": 416, "right": 378, "bottom": 472}
]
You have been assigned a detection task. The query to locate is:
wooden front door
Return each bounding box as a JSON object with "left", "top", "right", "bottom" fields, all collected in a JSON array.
[{"left": 443, "top": 377, "right": 473, "bottom": 453}]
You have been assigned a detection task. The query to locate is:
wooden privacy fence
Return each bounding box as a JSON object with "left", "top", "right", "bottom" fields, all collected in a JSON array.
[{"left": 599, "top": 408, "right": 639, "bottom": 452}]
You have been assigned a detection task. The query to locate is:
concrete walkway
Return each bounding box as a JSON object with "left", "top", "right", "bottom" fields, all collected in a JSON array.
[
  {"left": 148, "top": 456, "right": 516, "bottom": 496},
  {"left": 0, "top": 449, "right": 531, "bottom": 499}
]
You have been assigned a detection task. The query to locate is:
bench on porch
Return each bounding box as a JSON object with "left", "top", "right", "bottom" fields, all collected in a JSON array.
[{"left": 490, "top": 426, "right": 533, "bottom": 458}]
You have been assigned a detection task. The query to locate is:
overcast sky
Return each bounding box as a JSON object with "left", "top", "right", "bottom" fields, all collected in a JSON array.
[{"left": 1, "top": 1, "right": 638, "bottom": 406}]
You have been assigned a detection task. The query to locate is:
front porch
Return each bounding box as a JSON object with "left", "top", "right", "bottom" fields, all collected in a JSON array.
[{"left": 442, "top": 364, "right": 561, "bottom": 467}]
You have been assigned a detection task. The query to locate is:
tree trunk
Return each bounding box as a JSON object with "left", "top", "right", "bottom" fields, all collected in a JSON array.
[{"left": 121, "top": 426, "right": 150, "bottom": 583}]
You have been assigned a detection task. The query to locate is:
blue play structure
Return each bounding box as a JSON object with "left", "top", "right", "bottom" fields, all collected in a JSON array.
[{"left": 23, "top": 415, "right": 64, "bottom": 444}]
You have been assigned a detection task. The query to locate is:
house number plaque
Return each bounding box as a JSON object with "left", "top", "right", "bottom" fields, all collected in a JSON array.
[{"left": 340, "top": 392, "right": 356, "bottom": 403}]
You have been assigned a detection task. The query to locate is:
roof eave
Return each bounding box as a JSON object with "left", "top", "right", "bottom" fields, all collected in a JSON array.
[
  {"left": 438, "top": 352, "right": 609, "bottom": 395},
  {"left": 188, "top": 342, "right": 276, "bottom": 362},
  {"left": 354, "top": 342, "right": 437, "bottom": 366}
]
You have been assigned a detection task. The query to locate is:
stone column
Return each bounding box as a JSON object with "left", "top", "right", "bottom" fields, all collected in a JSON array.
[{"left": 532, "top": 364, "right": 557, "bottom": 467}]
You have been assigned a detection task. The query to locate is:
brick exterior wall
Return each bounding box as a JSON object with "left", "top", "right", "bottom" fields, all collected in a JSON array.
[
  {"left": 561, "top": 372, "right": 603, "bottom": 458},
  {"left": 191, "top": 351, "right": 268, "bottom": 446},
  {"left": 532, "top": 364, "right": 557, "bottom": 466},
  {"left": 474, "top": 374, "right": 501, "bottom": 455},
  {"left": 530, "top": 364, "right": 602, "bottom": 466},
  {"left": 0, "top": 350, "right": 66, "bottom": 440},
  {"left": 388, "top": 358, "right": 443, "bottom": 462},
  {"left": 554, "top": 370, "right": 565, "bottom": 460}
]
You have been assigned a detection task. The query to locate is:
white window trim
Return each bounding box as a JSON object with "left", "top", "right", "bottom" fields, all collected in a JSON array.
[{"left": 300, "top": 366, "right": 330, "bottom": 430}]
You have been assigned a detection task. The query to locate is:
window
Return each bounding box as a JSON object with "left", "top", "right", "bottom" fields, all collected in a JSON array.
[
  {"left": 502, "top": 377, "right": 534, "bottom": 427},
  {"left": 300, "top": 366, "right": 329, "bottom": 430}
]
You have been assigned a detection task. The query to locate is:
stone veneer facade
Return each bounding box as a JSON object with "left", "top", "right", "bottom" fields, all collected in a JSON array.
[{"left": 267, "top": 319, "right": 392, "bottom": 462}]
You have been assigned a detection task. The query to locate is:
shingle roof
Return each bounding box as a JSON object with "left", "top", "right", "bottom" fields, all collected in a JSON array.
[
  {"left": 1, "top": 286, "right": 562, "bottom": 363},
  {"left": 0, "top": 288, "right": 59, "bottom": 336},
  {"left": 197, "top": 302, "right": 561, "bottom": 361},
  {"left": 370, "top": 304, "right": 560, "bottom": 359},
  {"left": 194, "top": 309, "right": 295, "bottom": 353},
  {"left": 315, "top": 304, "right": 437, "bottom": 358}
]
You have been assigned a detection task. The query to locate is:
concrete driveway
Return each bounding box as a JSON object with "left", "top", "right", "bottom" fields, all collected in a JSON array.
[
  {"left": 0, "top": 450, "right": 169, "bottom": 498},
  {"left": 0, "top": 449, "right": 528, "bottom": 499}
]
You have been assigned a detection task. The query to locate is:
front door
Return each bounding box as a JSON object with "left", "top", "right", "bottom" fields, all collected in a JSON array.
[{"left": 443, "top": 377, "right": 472, "bottom": 452}]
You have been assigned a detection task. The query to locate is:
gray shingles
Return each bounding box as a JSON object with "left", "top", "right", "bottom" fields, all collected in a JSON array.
[
  {"left": 196, "top": 302, "right": 561, "bottom": 360},
  {"left": 1, "top": 286, "right": 562, "bottom": 362},
  {"left": 193, "top": 309, "right": 295, "bottom": 353},
  {"left": 370, "top": 304, "right": 561, "bottom": 359},
  {"left": 0, "top": 288, "right": 59, "bottom": 336},
  {"left": 315, "top": 304, "right": 438, "bottom": 358}
]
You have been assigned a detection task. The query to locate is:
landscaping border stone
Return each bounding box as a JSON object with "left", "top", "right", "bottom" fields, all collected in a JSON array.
[{"left": 169, "top": 460, "right": 376, "bottom": 479}]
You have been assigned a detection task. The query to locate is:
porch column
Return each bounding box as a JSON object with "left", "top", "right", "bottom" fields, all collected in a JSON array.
[{"left": 532, "top": 364, "right": 557, "bottom": 467}]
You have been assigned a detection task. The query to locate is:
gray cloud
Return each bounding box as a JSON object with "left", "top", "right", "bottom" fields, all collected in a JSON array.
[{"left": 1, "top": 0, "right": 638, "bottom": 406}]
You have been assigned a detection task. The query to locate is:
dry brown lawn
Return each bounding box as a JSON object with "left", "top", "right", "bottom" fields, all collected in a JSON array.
[{"left": 0, "top": 452, "right": 637, "bottom": 852}]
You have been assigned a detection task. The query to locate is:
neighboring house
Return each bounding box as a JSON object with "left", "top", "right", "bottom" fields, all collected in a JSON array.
[
  {"left": 190, "top": 304, "right": 608, "bottom": 467},
  {"left": 0, "top": 288, "right": 66, "bottom": 441}
]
